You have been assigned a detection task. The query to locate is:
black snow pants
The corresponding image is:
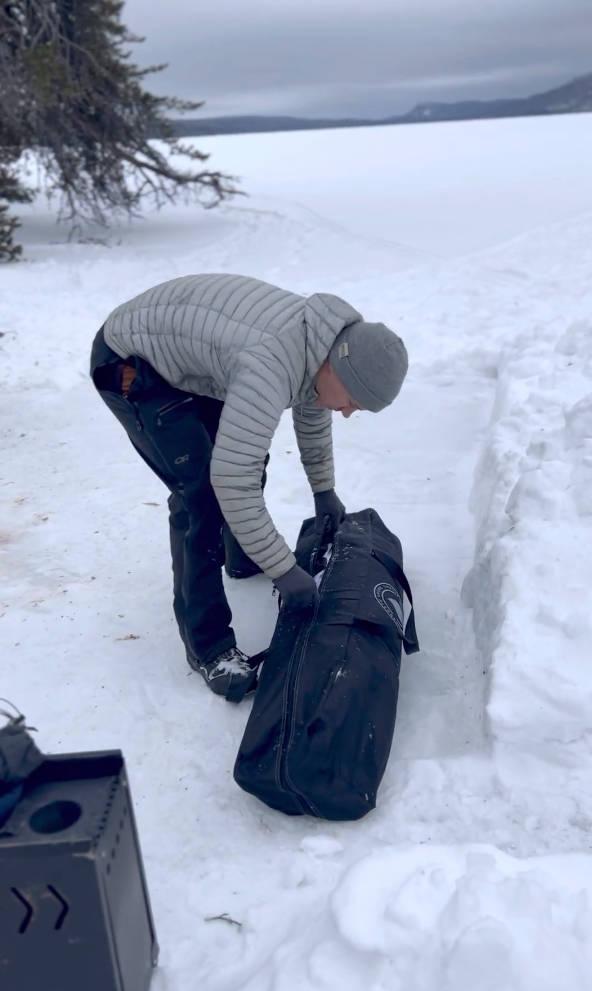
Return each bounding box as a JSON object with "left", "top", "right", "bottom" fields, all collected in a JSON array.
[{"left": 90, "top": 327, "right": 266, "bottom": 666}]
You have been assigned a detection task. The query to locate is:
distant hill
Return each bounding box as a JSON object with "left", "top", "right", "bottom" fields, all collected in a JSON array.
[
  {"left": 396, "top": 72, "right": 592, "bottom": 124},
  {"left": 171, "top": 72, "right": 592, "bottom": 138},
  {"left": 171, "top": 114, "right": 371, "bottom": 137}
]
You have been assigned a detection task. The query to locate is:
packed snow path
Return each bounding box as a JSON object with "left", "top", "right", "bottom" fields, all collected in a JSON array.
[{"left": 1, "top": 114, "right": 592, "bottom": 989}]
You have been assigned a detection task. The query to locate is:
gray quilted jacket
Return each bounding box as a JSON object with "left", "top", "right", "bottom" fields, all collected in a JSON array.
[{"left": 103, "top": 273, "right": 362, "bottom": 578}]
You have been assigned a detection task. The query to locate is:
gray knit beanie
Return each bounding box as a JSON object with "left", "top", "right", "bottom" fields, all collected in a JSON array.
[{"left": 329, "top": 321, "right": 409, "bottom": 412}]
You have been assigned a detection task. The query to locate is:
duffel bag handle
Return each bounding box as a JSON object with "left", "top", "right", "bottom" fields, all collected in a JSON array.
[{"left": 371, "top": 550, "right": 420, "bottom": 655}]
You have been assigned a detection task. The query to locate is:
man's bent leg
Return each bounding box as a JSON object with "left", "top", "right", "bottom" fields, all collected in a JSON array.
[
  {"left": 167, "top": 490, "right": 189, "bottom": 650},
  {"left": 172, "top": 478, "right": 234, "bottom": 664},
  {"left": 127, "top": 383, "right": 236, "bottom": 664},
  {"left": 90, "top": 330, "right": 236, "bottom": 664}
]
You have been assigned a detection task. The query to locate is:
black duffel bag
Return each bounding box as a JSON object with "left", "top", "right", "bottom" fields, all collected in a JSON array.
[{"left": 233, "top": 508, "right": 419, "bottom": 821}]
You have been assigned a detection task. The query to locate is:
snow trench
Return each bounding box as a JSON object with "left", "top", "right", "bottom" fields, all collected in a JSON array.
[{"left": 464, "top": 316, "right": 592, "bottom": 788}]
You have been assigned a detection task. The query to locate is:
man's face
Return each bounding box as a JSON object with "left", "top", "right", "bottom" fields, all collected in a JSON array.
[{"left": 314, "top": 361, "right": 365, "bottom": 418}]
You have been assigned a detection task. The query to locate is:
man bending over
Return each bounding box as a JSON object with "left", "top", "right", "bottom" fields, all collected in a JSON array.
[{"left": 91, "top": 274, "right": 408, "bottom": 698}]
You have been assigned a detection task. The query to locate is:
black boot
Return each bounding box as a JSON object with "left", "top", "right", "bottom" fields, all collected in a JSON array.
[{"left": 186, "top": 645, "right": 259, "bottom": 700}]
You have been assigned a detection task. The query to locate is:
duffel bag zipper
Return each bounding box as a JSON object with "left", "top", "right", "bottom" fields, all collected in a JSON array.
[{"left": 275, "top": 533, "right": 340, "bottom": 815}]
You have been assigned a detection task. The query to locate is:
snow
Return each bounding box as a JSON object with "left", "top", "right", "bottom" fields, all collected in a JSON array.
[
  {"left": 462, "top": 217, "right": 592, "bottom": 802},
  {"left": 195, "top": 112, "right": 592, "bottom": 257},
  {"left": 1, "top": 112, "right": 592, "bottom": 989}
]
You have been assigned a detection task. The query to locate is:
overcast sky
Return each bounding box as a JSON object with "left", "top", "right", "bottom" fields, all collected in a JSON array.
[{"left": 122, "top": 0, "right": 592, "bottom": 119}]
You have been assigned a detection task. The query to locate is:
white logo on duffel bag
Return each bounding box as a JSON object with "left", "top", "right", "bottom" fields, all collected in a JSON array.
[{"left": 374, "top": 582, "right": 404, "bottom": 634}]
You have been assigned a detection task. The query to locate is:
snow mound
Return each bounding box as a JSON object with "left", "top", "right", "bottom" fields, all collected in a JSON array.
[
  {"left": 464, "top": 218, "right": 592, "bottom": 795},
  {"left": 331, "top": 845, "right": 592, "bottom": 991}
]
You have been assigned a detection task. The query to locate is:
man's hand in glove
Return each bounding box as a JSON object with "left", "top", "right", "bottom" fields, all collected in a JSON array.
[
  {"left": 313, "top": 488, "right": 346, "bottom": 535},
  {"left": 274, "top": 564, "right": 320, "bottom": 612}
]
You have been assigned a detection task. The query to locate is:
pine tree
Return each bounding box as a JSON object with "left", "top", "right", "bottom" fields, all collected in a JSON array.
[
  {"left": 0, "top": 150, "right": 33, "bottom": 261},
  {"left": 0, "top": 0, "right": 239, "bottom": 260}
]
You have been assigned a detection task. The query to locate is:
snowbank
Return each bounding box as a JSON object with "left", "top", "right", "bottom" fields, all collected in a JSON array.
[{"left": 464, "top": 216, "right": 592, "bottom": 797}]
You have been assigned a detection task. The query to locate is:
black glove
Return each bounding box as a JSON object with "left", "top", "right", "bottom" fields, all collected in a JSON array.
[
  {"left": 314, "top": 489, "right": 346, "bottom": 535},
  {"left": 273, "top": 564, "right": 320, "bottom": 612}
]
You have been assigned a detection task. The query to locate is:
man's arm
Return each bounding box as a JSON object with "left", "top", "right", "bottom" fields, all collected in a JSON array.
[
  {"left": 210, "top": 361, "right": 296, "bottom": 581},
  {"left": 292, "top": 403, "right": 335, "bottom": 494}
]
